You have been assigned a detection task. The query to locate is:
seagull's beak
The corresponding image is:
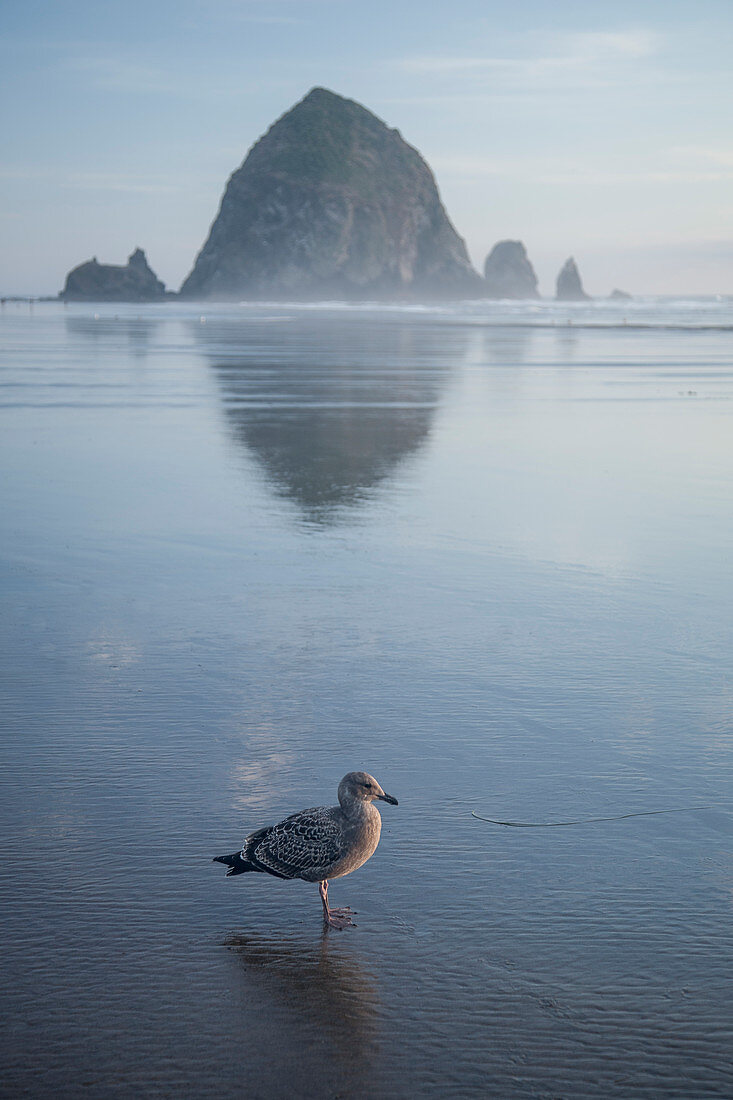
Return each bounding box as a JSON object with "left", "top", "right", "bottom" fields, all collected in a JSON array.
[{"left": 378, "top": 791, "right": 398, "bottom": 805}]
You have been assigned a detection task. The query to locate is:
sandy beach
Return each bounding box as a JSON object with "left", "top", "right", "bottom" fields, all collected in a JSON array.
[{"left": 2, "top": 298, "right": 732, "bottom": 1097}]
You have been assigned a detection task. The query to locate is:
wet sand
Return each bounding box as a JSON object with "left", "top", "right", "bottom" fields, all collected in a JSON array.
[{"left": 1, "top": 299, "right": 732, "bottom": 1097}]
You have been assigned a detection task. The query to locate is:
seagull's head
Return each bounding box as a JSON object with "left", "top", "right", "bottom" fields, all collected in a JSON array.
[{"left": 338, "top": 771, "right": 398, "bottom": 807}]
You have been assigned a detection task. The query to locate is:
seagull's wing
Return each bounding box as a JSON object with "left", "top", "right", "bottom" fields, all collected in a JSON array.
[{"left": 242, "top": 806, "right": 345, "bottom": 879}]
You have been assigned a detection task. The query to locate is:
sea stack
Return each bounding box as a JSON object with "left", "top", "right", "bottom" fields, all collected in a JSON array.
[
  {"left": 555, "top": 257, "right": 590, "bottom": 301},
  {"left": 483, "top": 240, "right": 539, "bottom": 299},
  {"left": 60, "top": 249, "right": 166, "bottom": 302},
  {"left": 180, "top": 87, "right": 483, "bottom": 301}
]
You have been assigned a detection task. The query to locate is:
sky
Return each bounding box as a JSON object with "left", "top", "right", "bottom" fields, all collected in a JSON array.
[{"left": 1, "top": 0, "right": 732, "bottom": 297}]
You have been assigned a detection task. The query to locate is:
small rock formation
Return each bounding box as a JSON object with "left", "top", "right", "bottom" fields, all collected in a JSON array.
[
  {"left": 609, "top": 288, "right": 632, "bottom": 300},
  {"left": 180, "top": 87, "right": 483, "bottom": 300},
  {"left": 60, "top": 248, "right": 166, "bottom": 301},
  {"left": 483, "top": 240, "right": 539, "bottom": 299},
  {"left": 555, "top": 257, "right": 590, "bottom": 301}
]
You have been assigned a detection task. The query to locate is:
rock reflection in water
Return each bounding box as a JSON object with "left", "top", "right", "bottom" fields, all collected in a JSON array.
[
  {"left": 200, "top": 316, "right": 462, "bottom": 522},
  {"left": 223, "top": 932, "right": 381, "bottom": 1069},
  {"left": 65, "top": 315, "right": 159, "bottom": 358},
  {"left": 478, "top": 322, "right": 534, "bottom": 367}
]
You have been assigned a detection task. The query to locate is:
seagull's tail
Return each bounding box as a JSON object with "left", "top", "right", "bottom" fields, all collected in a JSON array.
[{"left": 212, "top": 851, "right": 254, "bottom": 877}]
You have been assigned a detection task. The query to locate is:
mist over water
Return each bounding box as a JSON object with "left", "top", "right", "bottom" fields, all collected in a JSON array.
[{"left": 1, "top": 299, "right": 732, "bottom": 1098}]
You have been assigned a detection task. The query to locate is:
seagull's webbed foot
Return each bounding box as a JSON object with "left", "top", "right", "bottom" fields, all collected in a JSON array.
[
  {"left": 318, "top": 880, "right": 357, "bottom": 930},
  {"left": 325, "top": 908, "right": 357, "bottom": 930}
]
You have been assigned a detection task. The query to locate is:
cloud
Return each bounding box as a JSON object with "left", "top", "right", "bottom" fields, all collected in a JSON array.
[
  {"left": 537, "top": 169, "right": 733, "bottom": 185},
  {"left": 226, "top": 12, "right": 303, "bottom": 23},
  {"left": 66, "top": 172, "right": 180, "bottom": 194},
  {"left": 58, "top": 48, "right": 285, "bottom": 103},
  {"left": 64, "top": 55, "right": 178, "bottom": 95},
  {"left": 430, "top": 153, "right": 733, "bottom": 187},
  {"left": 0, "top": 166, "right": 180, "bottom": 194},
  {"left": 87, "top": 634, "right": 140, "bottom": 667},
  {"left": 191, "top": 0, "right": 305, "bottom": 24},
  {"left": 558, "top": 30, "right": 658, "bottom": 60},
  {"left": 670, "top": 145, "right": 733, "bottom": 168},
  {"left": 395, "top": 26, "right": 660, "bottom": 92},
  {"left": 60, "top": 52, "right": 257, "bottom": 101},
  {"left": 632, "top": 238, "right": 733, "bottom": 259}
]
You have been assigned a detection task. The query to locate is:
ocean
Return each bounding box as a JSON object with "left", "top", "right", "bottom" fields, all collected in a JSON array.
[{"left": 2, "top": 296, "right": 732, "bottom": 1097}]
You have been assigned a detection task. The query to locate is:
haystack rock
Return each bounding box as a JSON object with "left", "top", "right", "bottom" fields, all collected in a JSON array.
[
  {"left": 555, "top": 257, "right": 590, "bottom": 301},
  {"left": 180, "top": 87, "right": 483, "bottom": 300},
  {"left": 483, "top": 240, "right": 539, "bottom": 299},
  {"left": 60, "top": 249, "right": 166, "bottom": 302}
]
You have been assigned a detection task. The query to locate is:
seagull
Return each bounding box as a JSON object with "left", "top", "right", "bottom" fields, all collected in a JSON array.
[{"left": 213, "top": 771, "right": 398, "bottom": 929}]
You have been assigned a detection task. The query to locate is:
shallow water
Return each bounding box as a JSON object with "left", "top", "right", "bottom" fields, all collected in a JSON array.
[{"left": 1, "top": 298, "right": 732, "bottom": 1098}]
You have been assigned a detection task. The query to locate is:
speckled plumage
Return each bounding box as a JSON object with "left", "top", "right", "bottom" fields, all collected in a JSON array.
[
  {"left": 213, "top": 771, "right": 398, "bottom": 928},
  {"left": 240, "top": 806, "right": 347, "bottom": 881}
]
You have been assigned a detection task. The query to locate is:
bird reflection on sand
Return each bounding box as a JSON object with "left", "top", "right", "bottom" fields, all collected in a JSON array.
[{"left": 223, "top": 932, "right": 381, "bottom": 1064}]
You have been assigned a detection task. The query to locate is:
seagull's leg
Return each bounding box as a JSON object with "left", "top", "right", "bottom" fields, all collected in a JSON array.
[
  {"left": 318, "top": 880, "right": 356, "bottom": 930},
  {"left": 319, "top": 879, "right": 330, "bottom": 921}
]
